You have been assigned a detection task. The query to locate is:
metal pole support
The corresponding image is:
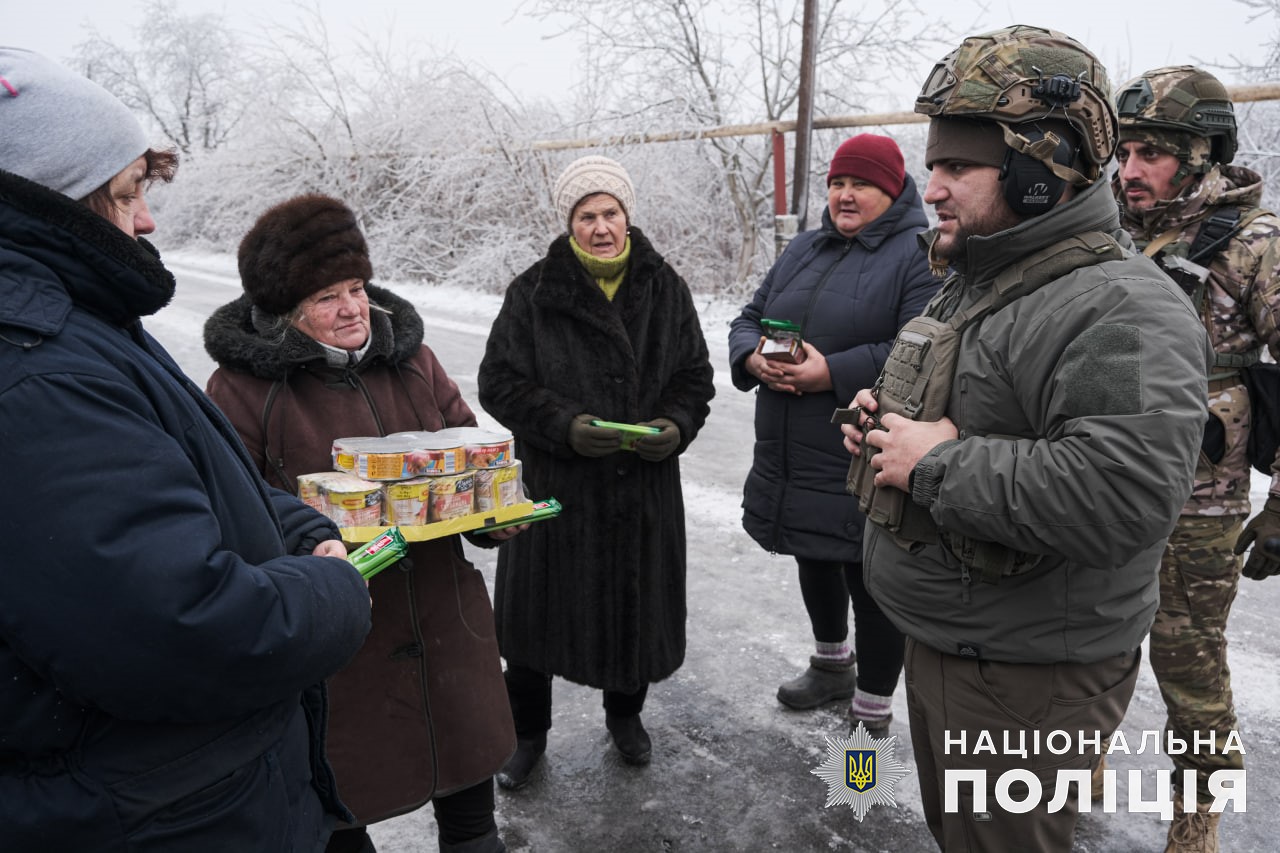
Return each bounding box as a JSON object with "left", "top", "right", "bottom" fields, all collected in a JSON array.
[{"left": 774, "top": 214, "right": 799, "bottom": 258}]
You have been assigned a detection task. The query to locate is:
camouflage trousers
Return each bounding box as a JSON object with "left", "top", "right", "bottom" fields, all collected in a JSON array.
[{"left": 1150, "top": 514, "right": 1246, "bottom": 804}]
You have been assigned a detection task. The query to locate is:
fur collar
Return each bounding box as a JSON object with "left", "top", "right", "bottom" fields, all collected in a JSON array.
[{"left": 203, "top": 283, "right": 425, "bottom": 380}]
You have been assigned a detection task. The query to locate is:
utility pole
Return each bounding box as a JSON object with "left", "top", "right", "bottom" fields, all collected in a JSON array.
[{"left": 791, "top": 0, "right": 818, "bottom": 233}]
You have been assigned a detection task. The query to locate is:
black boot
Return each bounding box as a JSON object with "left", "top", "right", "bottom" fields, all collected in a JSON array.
[
  {"left": 496, "top": 734, "right": 546, "bottom": 790},
  {"left": 324, "top": 826, "right": 376, "bottom": 853},
  {"left": 605, "top": 713, "right": 652, "bottom": 765},
  {"left": 438, "top": 828, "right": 507, "bottom": 853},
  {"left": 776, "top": 654, "right": 856, "bottom": 710}
]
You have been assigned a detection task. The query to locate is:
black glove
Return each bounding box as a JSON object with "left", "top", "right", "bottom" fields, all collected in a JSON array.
[
  {"left": 568, "top": 413, "right": 622, "bottom": 458},
  {"left": 1234, "top": 496, "right": 1280, "bottom": 579},
  {"left": 634, "top": 418, "right": 680, "bottom": 462}
]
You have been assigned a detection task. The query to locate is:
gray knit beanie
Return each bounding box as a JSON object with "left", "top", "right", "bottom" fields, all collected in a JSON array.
[
  {"left": 552, "top": 155, "right": 636, "bottom": 230},
  {"left": 0, "top": 47, "right": 150, "bottom": 200}
]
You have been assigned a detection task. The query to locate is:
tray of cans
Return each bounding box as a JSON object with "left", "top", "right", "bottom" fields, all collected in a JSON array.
[{"left": 298, "top": 427, "right": 554, "bottom": 542}]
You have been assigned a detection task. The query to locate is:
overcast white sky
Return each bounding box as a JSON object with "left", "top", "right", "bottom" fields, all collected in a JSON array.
[{"left": 5, "top": 0, "right": 1277, "bottom": 107}]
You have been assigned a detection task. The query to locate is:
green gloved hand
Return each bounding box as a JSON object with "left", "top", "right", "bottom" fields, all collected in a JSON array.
[
  {"left": 634, "top": 418, "right": 680, "bottom": 462},
  {"left": 568, "top": 413, "right": 622, "bottom": 458},
  {"left": 1233, "top": 496, "right": 1280, "bottom": 580}
]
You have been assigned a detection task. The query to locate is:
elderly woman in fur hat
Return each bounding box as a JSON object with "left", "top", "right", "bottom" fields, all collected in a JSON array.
[
  {"left": 203, "top": 195, "right": 516, "bottom": 853},
  {"left": 477, "top": 155, "right": 716, "bottom": 790}
]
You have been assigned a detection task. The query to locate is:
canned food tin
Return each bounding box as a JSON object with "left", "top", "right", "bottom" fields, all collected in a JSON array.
[
  {"left": 464, "top": 429, "right": 515, "bottom": 469},
  {"left": 298, "top": 471, "right": 383, "bottom": 527},
  {"left": 428, "top": 471, "right": 475, "bottom": 521},
  {"left": 474, "top": 461, "right": 524, "bottom": 512},
  {"left": 383, "top": 477, "right": 432, "bottom": 525}
]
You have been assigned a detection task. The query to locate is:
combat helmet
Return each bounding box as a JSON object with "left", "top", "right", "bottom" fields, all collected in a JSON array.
[
  {"left": 1115, "top": 65, "right": 1237, "bottom": 167},
  {"left": 915, "top": 25, "right": 1117, "bottom": 184}
]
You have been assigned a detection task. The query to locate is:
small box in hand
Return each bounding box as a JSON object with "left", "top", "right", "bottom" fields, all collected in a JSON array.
[{"left": 760, "top": 318, "right": 804, "bottom": 363}]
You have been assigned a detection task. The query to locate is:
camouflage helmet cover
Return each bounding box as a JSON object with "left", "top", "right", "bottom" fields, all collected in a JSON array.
[
  {"left": 1114, "top": 64, "right": 1237, "bottom": 165},
  {"left": 914, "top": 25, "right": 1117, "bottom": 178}
]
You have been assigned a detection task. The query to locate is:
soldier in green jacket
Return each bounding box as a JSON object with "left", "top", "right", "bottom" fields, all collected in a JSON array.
[{"left": 841, "top": 27, "right": 1210, "bottom": 852}]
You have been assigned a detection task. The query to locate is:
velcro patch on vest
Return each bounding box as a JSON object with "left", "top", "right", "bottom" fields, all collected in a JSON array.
[{"left": 1059, "top": 324, "right": 1142, "bottom": 416}]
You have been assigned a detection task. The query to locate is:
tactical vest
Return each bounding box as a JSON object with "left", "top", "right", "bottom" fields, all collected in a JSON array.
[
  {"left": 843, "top": 230, "right": 1124, "bottom": 582},
  {"left": 1145, "top": 204, "right": 1280, "bottom": 474},
  {"left": 1145, "top": 205, "right": 1269, "bottom": 378}
]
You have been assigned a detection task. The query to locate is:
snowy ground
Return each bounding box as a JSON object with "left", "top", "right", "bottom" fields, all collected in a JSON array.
[{"left": 150, "top": 249, "right": 1280, "bottom": 853}]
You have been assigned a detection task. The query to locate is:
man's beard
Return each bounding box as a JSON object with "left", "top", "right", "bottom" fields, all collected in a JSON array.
[{"left": 933, "top": 203, "right": 1024, "bottom": 264}]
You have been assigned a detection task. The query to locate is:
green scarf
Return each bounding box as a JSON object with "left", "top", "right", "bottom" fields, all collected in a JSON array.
[{"left": 570, "top": 235, "right": 631, "bottom": 302}]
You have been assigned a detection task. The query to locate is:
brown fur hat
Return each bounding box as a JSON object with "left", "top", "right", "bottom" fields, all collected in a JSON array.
[{"left": 238, "top": 194, "right": 373, "bottom": 316}]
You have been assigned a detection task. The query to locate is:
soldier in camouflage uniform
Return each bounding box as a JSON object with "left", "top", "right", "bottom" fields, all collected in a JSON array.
[{"left": 1112, "top": 65, "right": 1280, "bottom": 853}]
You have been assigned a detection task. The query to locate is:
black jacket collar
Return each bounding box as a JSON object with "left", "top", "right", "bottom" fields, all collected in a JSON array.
[{"left": 0, "top": 168, "right": 175, "bottom": 332}]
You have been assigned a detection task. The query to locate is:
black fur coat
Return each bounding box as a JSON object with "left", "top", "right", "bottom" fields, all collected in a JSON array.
[{"left": 477, "top": 227, "right": 715, "bottom": 691}]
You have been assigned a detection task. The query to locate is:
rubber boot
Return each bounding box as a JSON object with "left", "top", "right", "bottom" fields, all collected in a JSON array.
[{"left": 776, "top": 654, "right": 856, "bottom": 710}]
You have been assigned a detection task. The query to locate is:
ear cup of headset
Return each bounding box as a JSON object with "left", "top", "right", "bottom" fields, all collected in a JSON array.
[{"left": 999, "top": 129, "right": 1073, "bottom": 216}]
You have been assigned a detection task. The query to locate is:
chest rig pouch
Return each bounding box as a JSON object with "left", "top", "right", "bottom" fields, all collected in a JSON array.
[{"left": 843, "top": 231, "right": 1124, "bottom": 579}]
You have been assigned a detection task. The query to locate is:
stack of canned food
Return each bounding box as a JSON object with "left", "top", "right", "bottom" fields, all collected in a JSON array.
[{"left": 298, "top": 427, "right": 524, "bottom": 528}]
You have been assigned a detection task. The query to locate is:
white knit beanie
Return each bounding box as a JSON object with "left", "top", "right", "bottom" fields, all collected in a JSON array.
[
  {"left": 552, "top": 155, "right": 636, "bottom": 230},
  {"left": 0, "top": 47, "right": 150, "bottom": 200}
]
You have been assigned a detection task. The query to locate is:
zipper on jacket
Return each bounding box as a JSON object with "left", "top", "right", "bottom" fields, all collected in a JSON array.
[
  {"left": 353, "top": 375, "right": 387, "bottom": 435},
  {"left": 800, "top": 239, "right": 855, "bottom": 333},
  {"left": 768, "top": 404, "right": 791, "bottom": 553},
  {"left": 405, "top": 561, "right": 441, "bottom": 793},
  {"left": 767, "top": 237, "right": 854, "bottom": 551}
]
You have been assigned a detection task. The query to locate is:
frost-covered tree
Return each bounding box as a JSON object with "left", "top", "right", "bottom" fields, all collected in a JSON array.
[
  {"left": 74, "top": 0, "right": 248, "bottom": 156},
  {"left": 525, "top": 0, "right": 950, "bottom": 290},
  {"left": 108, "top": 0, "right": 957, "bottom": 296},
  {"left": 1228, "top": 0, "right": 1280, "bottom": 210},
  {"left": 153, "top": 4, "right": 579, "bottom": 293}
]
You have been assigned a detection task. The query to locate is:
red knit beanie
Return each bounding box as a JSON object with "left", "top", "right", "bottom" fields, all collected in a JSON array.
[{"left": 826, "top": 134, "right": 906, "bottom": 197}]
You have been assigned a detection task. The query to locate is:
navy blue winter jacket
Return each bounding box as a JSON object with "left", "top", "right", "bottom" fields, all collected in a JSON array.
[
  {"left": 0, "top": 170, "right": 371, "bottom": 852},
  {"left": 728, "top": 175, "right": 939, "bottom": 561}
]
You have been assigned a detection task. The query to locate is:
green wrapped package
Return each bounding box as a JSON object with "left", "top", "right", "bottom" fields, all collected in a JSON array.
[{"left": 347, "top": 526, "right": 408, "bottom": 580}]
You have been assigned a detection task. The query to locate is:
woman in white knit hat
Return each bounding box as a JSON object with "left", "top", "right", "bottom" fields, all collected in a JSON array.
[
  {"left": 0, "top": 47, "right": 371, "bottom": 851},
  {"left": 477, "top": 155, "right": 716, "bottom": 790}
]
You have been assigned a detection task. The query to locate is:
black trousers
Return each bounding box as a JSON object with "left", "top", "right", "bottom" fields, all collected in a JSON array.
[
  {"left": 504, "top": 662, "right": 648, "bottom": 736},
  {"left": 325, "top": 777, "right": 496, "bottom": 851},
  {"left": 795, "top": 557, "right": 904, "bottom": 696}
]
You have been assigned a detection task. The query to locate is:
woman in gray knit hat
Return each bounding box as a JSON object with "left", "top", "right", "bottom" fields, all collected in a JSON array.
[
  {"left": 0, "top": 48, "right": 371, "bottom": 852},
  {"left": 203, "top": 193, "right": 520, "bottom": 853},
  {"left": 478, "top": 155, "right": 716, "bottom": 790}
]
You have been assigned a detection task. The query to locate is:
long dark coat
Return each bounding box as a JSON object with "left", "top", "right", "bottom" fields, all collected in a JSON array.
[
  {"left": 0, "top": 170, "right": 371, "bottom": 852},
  {"left": 727, "top": 176, "right": 938, "bottom": 561},
  {"left": 203, "top": 285, "right": 514, "bottom": 824},
  {"left": 477, "top": 227, "right": 715, "bottom": 693}
]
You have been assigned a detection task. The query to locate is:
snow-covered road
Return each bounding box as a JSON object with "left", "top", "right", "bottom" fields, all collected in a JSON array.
[{"left": 152, "top": 249, "right": 1280, "bottom": 852}]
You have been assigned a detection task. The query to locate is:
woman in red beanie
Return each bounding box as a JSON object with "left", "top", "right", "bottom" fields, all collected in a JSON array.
[{"left": 728, "top": 134, "right": 940, "bottom": 735}]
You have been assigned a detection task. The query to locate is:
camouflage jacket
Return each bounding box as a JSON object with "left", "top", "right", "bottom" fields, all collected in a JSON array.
[{"left": 1114, "top": 165, "right": 1280, "bottom": 513}]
